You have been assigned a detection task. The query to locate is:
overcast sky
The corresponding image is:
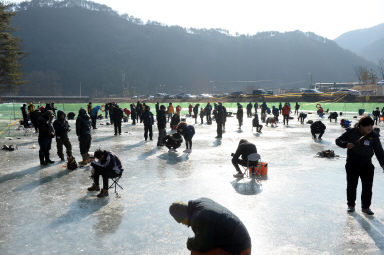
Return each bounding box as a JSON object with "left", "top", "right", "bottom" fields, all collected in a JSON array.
[{"left": 9, "top": 0, "right": 384, "bottom": 39}]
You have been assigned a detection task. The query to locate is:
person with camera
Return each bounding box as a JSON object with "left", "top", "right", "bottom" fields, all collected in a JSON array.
[
  {"left": 231, "top": 139, "right": 257, "bottom": 178},
  {"left": 336, "top": 116, "right": 384, "bottom": 215},
  {"left": 37, "top": 110, "right": 55, "bottom": 166}
]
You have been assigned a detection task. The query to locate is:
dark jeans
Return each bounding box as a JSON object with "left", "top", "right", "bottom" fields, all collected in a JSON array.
[
  {"left": 238, "top": 118, "right": 243, "bottom": 127},
  {"left": 311, "top": 130, "right": 324, "bottom": 139},
  {"left": 38, "top": 137, "right": 52, "bottom": 163},
  {"left": 298, "top": 117, "right": 305, "bottom": 124},
  {"left": 200, "top": 117, "right": 204, "bottom": 124},
  {"left": 114, "top": 120, "right": 122, "bottom": 135},
  {"left": 254, "top": 124, "right": 263, "bottom": 132},
  {"left": 346, "top": 162, "right": 374, "bottom": 209},
  {"left": 185, "top": 138, "right": 192, "bottom": 149},
  {"left": 217, "top": 122, "right": 223, "bottom": 137},
  {"left": 232, "top": 157, "right": 247, "bottom": 173},
  {"left": 206, "top": 113, "right": 212, "bottom": 124},
  {"left": 79, "top": 134, "right": 91, "bottom": 155},
  {"left": 92, "top": 164, "right": 119, "bottom": 190},
  {"left": 283, "top": 115, "right": 289, "bottom": 125},
  {"left": 157, "top": 128, "right": 166, "bottom": 146},
  {"left": 247, "top": 110, "right": 252, "bottom": 117},
  {"left": 56, "top": 137, "right": 72, "bottom": 159},
  {"left": 144, "top": 125, "right": 153, "bottom": 140},
  {"left": 91, "top": 115, "right": 97, "bottom": 129}
]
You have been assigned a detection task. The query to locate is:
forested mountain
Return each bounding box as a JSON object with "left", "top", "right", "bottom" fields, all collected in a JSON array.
[
  {"left": 10, "top": 0, "right": 377, "bottom": 96},
  {"left": 335, "top": 23, "right": 384, "bottom": 63}
]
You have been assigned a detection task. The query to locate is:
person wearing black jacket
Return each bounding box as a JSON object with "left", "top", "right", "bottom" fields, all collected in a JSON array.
[
  {"left": 130, "top": 104, "right": 136, "bottom": 125},
  {"left": 157, "top": 105, "right": 167, "bottom": 146},
  {"left": 310, "top": 121, "right": 326, "bottom": 140},
  {"left": 155, "top": 102, "right": 160, "bottom": 114},
  {"left": 88, "top": 149, "right": 124, "bottom": 198},
  {"left": 136, "top": 101, "right": 143, "bottom": 123},
  {"left": 222, "top": 105, "right": 227, "bottom": 132},
  {"left": 246, "top": 102, "right": 253, "bottom": 118},
  {"left": 215, "top": 103, "right": 225, "bottom": 139},
  {"left": 372, "top": 107, "right": 380, "bottom": 125},
  {"left": 53, "top": 111, "right": 72, "bottom": 161},
  {"left": 112, "top": 106, "right": 123, "bottom": 135},
  {"left": 37, "top": 110, "right": 55, "bottom": 165},
  {"left": 21, "top": 104, "right": 29, "bottom": 128},
  {"left": 231, "top": 139, "right": 257, "bottom": 178},
  {"left": 294, "top": 102, "right": 300, "bottom": 115},
  {"left": 336, "top": 116, "right": 384, "bottom": 215},
  {"left": 142, "top": 106, "right": 154, "bottom": 141},
  {"left": 169, "top": 197, "right": 251, "bottom": 255},
  {"left": 30, "top": 109, "right": 41, "bottom": 133},
  {"left": 236, "top": 103, "right": 243, "bottom": 130},
  {"left": 76, "top": 108, "right": 92, "bottom": 165},
  {"left": 193, "top": 104, "right": 199, "bottom": 124}
]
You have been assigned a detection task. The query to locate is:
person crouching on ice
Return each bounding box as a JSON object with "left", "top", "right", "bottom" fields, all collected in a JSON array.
[
  {"left": 163, "top": 133, "right": 183, "bottom": 152},
  {"left": 169, "top": 197, "right": 252, "bottom": 255},
  {"left": 177, "top": 122, "right": 195, "bottom": 153},
  {"left": 88, "top": 149, "right": 124, "bottom": 198},
  {"left": 231, "top": 139, "right": 257, "bottom": 178}
]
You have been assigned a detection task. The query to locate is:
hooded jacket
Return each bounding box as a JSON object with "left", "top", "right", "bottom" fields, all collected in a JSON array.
[
  {"left": 186, "top": 198, "right": 251, "bottom": 254},
  {"left": 76, "top": 109, "right": 91, "bottom": 136},
  {"left": 157, "top": 109, "right": 167, "bottom": 129},
  {"left": 53, "top": 111, "right": 70, "bottom": 139}
]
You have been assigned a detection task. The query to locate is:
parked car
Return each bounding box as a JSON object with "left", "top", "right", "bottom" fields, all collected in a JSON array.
[
  {"left": 301, "top": 89, "right": 323, "bottom": 94},
  {"left": 333, "top": 89, "right": 361, "bottom": 96},
  {"left": 252, "top": 89, "right": 268, "bottom": 95},
  {"left": 184, "top": 94, "right": 197, "bottom": 99}
]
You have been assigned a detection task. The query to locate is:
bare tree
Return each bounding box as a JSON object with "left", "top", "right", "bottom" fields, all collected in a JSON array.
[{"left": 354, "top": 66, "right": 364, "bottom": 82}]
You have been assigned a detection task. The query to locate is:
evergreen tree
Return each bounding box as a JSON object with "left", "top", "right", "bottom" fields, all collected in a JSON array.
[{"left": 0, "top": 3, "right": 24, "bottom": 92}]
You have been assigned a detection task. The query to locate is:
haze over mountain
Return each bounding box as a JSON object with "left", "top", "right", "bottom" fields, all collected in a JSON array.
[
  {"left": 335, "top": 23, "right": 384, "bottom": 63},
  {"left": 10, "top": 0, "right": 377, "bottom": 96}
]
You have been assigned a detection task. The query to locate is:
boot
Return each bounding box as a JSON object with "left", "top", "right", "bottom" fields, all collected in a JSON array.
[
  {"left": 97, "top": 189, "right": 109, "bottom": 198},
  {"left": 87, "top": 183, "right": 100, "bottom": 192},
  {"left": 79, "top": 154, "right": 89, "bottom": 165}
]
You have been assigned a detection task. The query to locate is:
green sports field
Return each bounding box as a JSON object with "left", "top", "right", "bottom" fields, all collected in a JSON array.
[{"left": 0, "top": 102, "right": 383, "bottom": 121}]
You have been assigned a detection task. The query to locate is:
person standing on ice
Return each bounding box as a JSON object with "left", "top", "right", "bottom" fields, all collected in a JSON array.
[
  {"left": 193, "top": 104, "right": 199, "bottom": 124},
  {"left": 37, "top": 110, "right": 55, "bottom": 166},
  {"left": 76, "top": 108, "right": 92, "bottom": 165},
  {"left": 254, "top": 102, "right": 259, "bottom": 113},
  {"left": 336, "top": 116, "right": 384, "bottom": 215},
  {"left": 130, "top": 104, "right": 136, "bottom": 125},
  {"left": 246, "top": 102, "right": 253, "bottom": 118},
  {"left": 372, "top": 107, "right": 380, "bottom": 125},
  {"left": 90, "top": 105, "right": 101, "bottom": 129},
  {"left": 167, "top": 103, "right": 174, "bottom": 122},
  {"left": 53, "top": 110, "right": 72, "bottom": 161},
  {"left": 294, "top": 102, "right": 300, "bottom": 115},
  {"left": 205, "top": 103, "right": 213, "bottom": 124},
  {"left": 278, "top": 102, "right": 282, "bottom": 114},
  {"left": 199, "top": 108, "right": 205, "bottom": 124},
  {"left": 231, "top": 139, "right": 257, "bottom": 178},
  {"left": 236, "top": 103, "right": 244, "bottom": 129},
  {"left": 177, "top": 122, "right": 195, "bottom": 153},
  {"left": 157, "top": 105, "right": 167, "bottom": 146},
  {"left": 112, "top": 105, "right": 123, "bottom": 136},
  {"left": 282, "top": 103, "right": 291, "bottom": 125},
  {"left": 143, "top": 106, "right": 154, "bottom": 141},
  {"left": 188, "top": 104, "right": 193, "bottom": 117},
  {"left": 215, "top": 103, "right": 225, "bottom": 139},
  {"left": 169, "top": 197, "right": 251, "bottom": 255},
  {"left": 21, "top": 104, "right": 29, "bottom": 128},
  {"left": 88, "top": 149, "right": 123, "bottom": 198}
]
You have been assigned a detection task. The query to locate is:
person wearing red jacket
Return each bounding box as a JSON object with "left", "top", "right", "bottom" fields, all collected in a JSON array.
[
  {"left": 282, "top": 103, "right": 291, "bottom": 125},
  {"left": 188, "top": 104, "right": 193, "bottom": 117}
]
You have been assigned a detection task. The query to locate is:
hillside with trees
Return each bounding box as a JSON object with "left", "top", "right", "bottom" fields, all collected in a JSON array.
[{"left": 10, "top": 0, "right": 378, "bottom": 96}]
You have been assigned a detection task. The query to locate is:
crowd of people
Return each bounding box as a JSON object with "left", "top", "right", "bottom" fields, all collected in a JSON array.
[{"left": 16, "top": 100, "right": 384, "bottom": 254}]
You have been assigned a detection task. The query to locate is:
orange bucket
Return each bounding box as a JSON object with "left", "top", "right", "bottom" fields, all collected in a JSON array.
[{"left": 249, "top": 162, "right": 268, "bottom": 176}]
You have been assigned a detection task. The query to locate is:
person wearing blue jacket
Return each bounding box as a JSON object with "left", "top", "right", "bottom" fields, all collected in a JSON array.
[
  {"left": 142, "top": 106, "right": 154, "bottom": 141},
  {"left": 90, "top": 105, "right": 101, "bottom": 129},
  {"left": 169, "top": 197, "right": 251, "bottom": 255},
  {"left": 177, "top": 122, "right": 195, "bottom": 153}
]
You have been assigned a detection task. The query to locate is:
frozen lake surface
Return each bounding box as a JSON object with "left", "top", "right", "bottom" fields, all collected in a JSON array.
[{"left": 1, "top": 111, "right": 384, "bottom": 255}]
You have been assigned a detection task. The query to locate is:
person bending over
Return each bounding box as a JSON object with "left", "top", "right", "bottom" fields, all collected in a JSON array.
[
  {"left": 177, "top": 122, "right": 195, "bottom": 153},
  {"left": 336, "top": 116, "right": 384, "bottom": 215},
  {"left": 231, "top": 139, "right": 257, "bottom": 178},
  {"left": 88, "top": 149, "right": 124, "bottom": 198},
  {"left": 310, "top": 121, "right": 326, "bottom": 141},
  {"left": 298, "top": 112, "right": 307, "bottom": 124},
  {"left": 163, "top": 133, "right": 183, "bottom": 152},
  {"left": 169, "top": 197, "right": 251, "bottom": 255}
]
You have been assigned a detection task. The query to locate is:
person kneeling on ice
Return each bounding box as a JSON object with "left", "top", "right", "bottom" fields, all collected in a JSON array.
[
  {"left": 336, "top": 116, "right": 384, "bottom": 215},
  {"left": 231, "top": 139, "right": 257, "bottom": 178},
  {"left": 163, "top": 133, "right": 183, "bottom": 152},
  {"left": 169, "top": 197, "right": 251, "bottom": 255},
  {"left": 177, "top": 122, "right": 195, "bottom": 153},
  {"left": 310, "top": 120, "right": 326, "bottom": 141},
  {"left": 265, "top": 117, "right": 277, "bottom": 127},
  {"left": 88, "top": 149, "right": 124, "bottom": 198}
]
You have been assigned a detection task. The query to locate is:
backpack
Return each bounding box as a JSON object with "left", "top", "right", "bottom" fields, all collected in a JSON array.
[{"left": 67, "top": 156, "right": 78, "bottom": 170}]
